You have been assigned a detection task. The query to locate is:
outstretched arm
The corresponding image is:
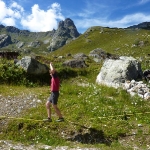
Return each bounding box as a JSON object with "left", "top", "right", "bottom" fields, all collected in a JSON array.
[
  {"left": 50, "top": 62, "right": 54, "bottom": 70},
  {"left": 50, "top": 62, "right": 55, "bottom": 73}
]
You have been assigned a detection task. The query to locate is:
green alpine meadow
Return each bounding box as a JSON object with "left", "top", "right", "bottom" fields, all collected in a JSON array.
[{"left": 0, "top": 26, "right": 150, "bottom": 149}]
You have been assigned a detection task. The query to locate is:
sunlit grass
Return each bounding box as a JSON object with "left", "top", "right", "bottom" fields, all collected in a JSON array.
[
  {"left": 0, "top": 27, "right": 150, "bottom": 149},
  {"left": 1, "top": 80, "right": 150, "bottom": 149}
]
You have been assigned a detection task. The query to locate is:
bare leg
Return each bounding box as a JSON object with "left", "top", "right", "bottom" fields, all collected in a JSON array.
[
  {"left": 46, "top": 101, "right": 51, "bottom": 118},
  {"left": 53, "top": 105, "right": 63, "bottom": 118}
]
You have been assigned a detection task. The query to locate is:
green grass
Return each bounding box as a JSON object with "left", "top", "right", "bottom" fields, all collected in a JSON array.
[
  {"left": 51, "top": 27, "right": 150, "bottom": 56},
  {"left": 0, "top": 79, "right": 150, "bottom": 149},
  {"left": 0, "top": 27, "right": 150, "bottom": 149}
]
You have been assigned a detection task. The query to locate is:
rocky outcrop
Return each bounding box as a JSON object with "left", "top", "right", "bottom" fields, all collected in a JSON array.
[
  {"left": 0, "top": 34, "right": 12, "bottom": 48},
  {"left": 89, "top": 48, "right": 119, "bottom": 62},
  {"left": 28, "top": 41, "right": 41, "bottom": 48},
  {"left": 16, "top": 41, "right": 24, "bottom": 48},
  {"left": 127, "top": 22, "right": 150, "bottom": 30},
  {"left": 6, "top": 26, "right": 30, "bottom": 36},
  {"left": 62, "top": 59, "right": 87, "bottom": 68},
  {"left": 16, "top": 56, "right": 49, "bottom": 75},
  {"left": 73, "top": 53, "right": 88, "bottom": 60},
  {"left": 6, "top": 26, "right": 20, "bottom": 33},
  {"left": 96, "top": 56, "right": 143, "bottom": 88},
  {"left": 48, "top": 18, "right": 80, "bottom": 51}
]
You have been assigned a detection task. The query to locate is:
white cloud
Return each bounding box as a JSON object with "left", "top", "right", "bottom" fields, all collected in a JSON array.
[
  {"left": 21, "top": 3, "right": 65, "bottom": 32},
  {"left": 0, "top": 0, "right": 7, "bottom": 20},
  {"left": 0, "top": 0, "right": 64, "bottom": 31},
  {"left": 0, "top": 0, "right": 23, "bottom": 26},
  {"left": 75, "top": 13, "right": 150, "bottom": 33},
  {"left": 10, "top": 2, "right": 24, "bottom": 12},
  {"left": 2, "top": 17, "right": 16, "bottom": 26},
  {"left": 109, "top": 13, "right": 150, "bottom": 27}
]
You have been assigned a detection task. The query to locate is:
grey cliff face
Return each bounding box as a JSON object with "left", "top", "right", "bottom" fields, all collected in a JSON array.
[
  {"left": 48, "top": 18, "right": 80, "bottom": 51},
  {"left": 0, "top": 34, "right": 12, "bottom": 48}
]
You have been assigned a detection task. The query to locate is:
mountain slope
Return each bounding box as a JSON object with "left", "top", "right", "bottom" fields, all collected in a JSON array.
[
  {"left": 0, "top": 21, "right": 150, "bottom": 63},
  {"left": 0, "top": 18, "right": 80, "bottom": 53},
  {"left": 53, "top": 26, "right": 150, "bottom": 58}
]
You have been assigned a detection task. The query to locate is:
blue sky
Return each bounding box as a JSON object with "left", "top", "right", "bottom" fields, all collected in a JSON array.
[{"left": 0, "top": 0, "right": 150, "bottom": 33}]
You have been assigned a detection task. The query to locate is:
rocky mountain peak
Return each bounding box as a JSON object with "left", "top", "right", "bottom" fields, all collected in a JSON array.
[
  {"left": 57, "top": 18, "right": 80, "bottom": 37},
  {"left": 6, "top": 26, "right": 20, "bottom": 33},
  {"left": 48, "top": 18, "right": 80, "bottom": 51},
  {"left": 64, "top": 18, "right": 76, "bottom": 28}
]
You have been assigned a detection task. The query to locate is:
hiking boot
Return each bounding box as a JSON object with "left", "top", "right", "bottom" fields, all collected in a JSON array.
[
  {"left": 56, "top": 117, "right": 64, "bottom": 122},
  {"left": 43, "top": 118, "right": 52, "bottom": 122}
]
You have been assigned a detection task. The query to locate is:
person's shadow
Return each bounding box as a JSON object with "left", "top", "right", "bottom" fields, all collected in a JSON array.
[{"left": 67, "top": 124, "right": 112, "bottom": 146}]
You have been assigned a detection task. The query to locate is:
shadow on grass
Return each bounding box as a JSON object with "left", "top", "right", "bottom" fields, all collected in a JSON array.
[{"left": 67, "top": 122, "right": 112, "bottom": 146}]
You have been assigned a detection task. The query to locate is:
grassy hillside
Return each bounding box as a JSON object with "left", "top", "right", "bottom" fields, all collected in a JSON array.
[
  {"left": 0, "top": 26, "right": 150, "bottom": 149},
  {"left": 52, "top": 27, "right": 150, "bottom": 66}
]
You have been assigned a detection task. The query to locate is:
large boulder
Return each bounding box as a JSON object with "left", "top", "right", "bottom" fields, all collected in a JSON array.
[
  {"left": 96, "top": 56, "right": 143, "bottom": 88},
  {"left": 16, "top": 56, "right": 49, "bottom": 75}
]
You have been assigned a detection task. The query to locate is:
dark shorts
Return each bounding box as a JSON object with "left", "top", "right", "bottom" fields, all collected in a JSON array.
[{"left": 48, "top": 91, "right": 59, "bottom": 105}]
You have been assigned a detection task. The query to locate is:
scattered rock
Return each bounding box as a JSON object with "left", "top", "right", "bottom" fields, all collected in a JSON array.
[
  {"left": 0, "top": 93, "right": 42, "bottom": 118},
  {"left": 89, "top": 48, "right": 119, "bottom": 62},
  {"left": 73, "top": 53, "right": 88, "bottom": 60},
  {"left": 143, "top": 69, "right": 150, "bottom": 81},
  {"left": 124, "top": 80, "right": 150, "bottom": 100},
  {"left": 62, "top": 59, "right": 88, "bottom": 68}
]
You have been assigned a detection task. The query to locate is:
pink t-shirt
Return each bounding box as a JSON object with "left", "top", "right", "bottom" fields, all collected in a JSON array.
[{"left": 50, "top": 75, "right": 60, "bottom": 92}]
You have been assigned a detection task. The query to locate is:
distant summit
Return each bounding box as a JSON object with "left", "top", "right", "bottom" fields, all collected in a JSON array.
[
  {"left": 127, "top": 22, "right": 150, "bottom": 30},
  {"left": 47, "top": 18, "right": 80, "bottom": 51}
]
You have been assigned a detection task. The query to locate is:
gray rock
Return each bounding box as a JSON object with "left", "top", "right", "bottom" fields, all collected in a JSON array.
[
  {"left": 16, "top": 56, "right": 49, "bottom": 75},
  {"left": 124, "top": 80, "right": 150, "bottom": 100},
  {"left": 0, "top": 34, "right": 12, "bottom": 48},
  {"left": 89, "top": 48, "right": 106, "bottom": 59},
  {"left": 28, "top": 41, "right": 40, "bottom": 48},
  {"left": 16, "top": 41, "right": 24, "bottom": 48},
  {"left": 73, "top": 53, "right": 88, "bottom": 60},
  {"left": 89, "top": 48, "right": 119, "bottom": 61},
  {"left": 63, "top": 59, "right": 87, "bottom": 68},
  {"left": 96, "top": 56, "right": 143, "bottom": 88}
]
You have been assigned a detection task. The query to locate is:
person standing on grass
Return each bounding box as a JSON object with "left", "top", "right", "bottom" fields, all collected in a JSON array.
[{"left": 43, "top": 62, "right": 64, "bottom": 122}]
